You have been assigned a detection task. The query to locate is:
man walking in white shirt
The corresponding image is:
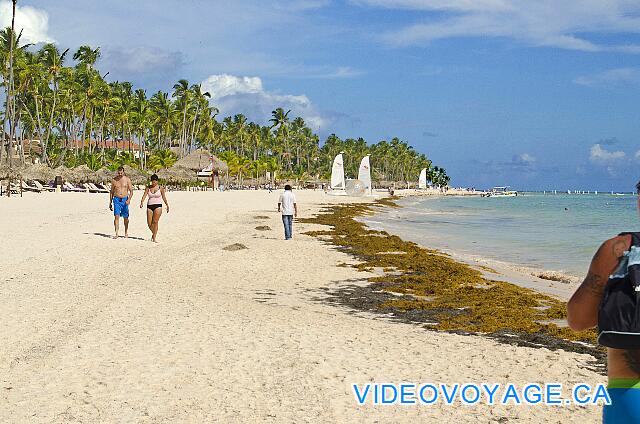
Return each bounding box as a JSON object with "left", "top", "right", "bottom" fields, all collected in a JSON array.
[{"left": 278, "top": 185, "right": 298, "bottom": 240}]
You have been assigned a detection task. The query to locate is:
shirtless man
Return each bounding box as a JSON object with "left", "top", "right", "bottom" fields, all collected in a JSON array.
[
  {"left": 568, "top": 181, "right": 640, "bottom": 422},
  {"left": 109, "top": 166, "right": 133, "bottom": 239}
]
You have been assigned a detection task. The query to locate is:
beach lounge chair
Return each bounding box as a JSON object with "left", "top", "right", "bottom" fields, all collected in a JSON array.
[
  {"left": 9, "top": 182, "right": 22, "bottom": 195},
  {"left": 21, "top": 181, "right": 42, "bottom": 193},
  {"left": 88, "top": 183, "right": 109, "bottom": 193},
  {"left": 1, "top": 183, "right": 18, "bottom": 195},
  {"left": 75, "top": 183, "right": 89, "bottom": 192},
  {"left": 95, "top": 183, "right": 110, "bottom": 192},
  {"left": 63, "top": 182, "right": 84, "bottom": 192},
  {"left": 32, "top": 180, "right": 56, "bottom": 192},
  {"left": 82, "top": 183, "right": 99, "bottom": 193}
]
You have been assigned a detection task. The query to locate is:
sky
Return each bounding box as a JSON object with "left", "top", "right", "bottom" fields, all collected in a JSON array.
[{"left": 2, "top": 0, "right": 640, "bottom": 191}]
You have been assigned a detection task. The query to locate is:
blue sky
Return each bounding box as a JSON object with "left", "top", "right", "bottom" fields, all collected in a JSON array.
[{"left": 3, "top": 0, "right": 640, "bottom": 190}]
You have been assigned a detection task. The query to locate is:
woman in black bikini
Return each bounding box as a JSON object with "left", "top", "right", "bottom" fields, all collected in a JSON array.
[{"left": 140, "top": 174, "right": 170, "bottom": 242}]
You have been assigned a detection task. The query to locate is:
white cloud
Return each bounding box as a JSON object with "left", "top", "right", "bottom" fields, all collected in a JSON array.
[
  {"left": 589, "top": 144, "right": 626, "bottom": 163},
  {"left": 279, "top": 0, "right": 332, "bottom": 11},
  {"left": 635, "top": 150, "right": 640, "bottom": 161},
  {"left": 516, "top": 153, "right": 535, "bottom": 164},
  {"left": 202, "top": 75, "right": 263, "bottom": 98},
  {"left": 352, "top": 0, "right": 640, "bottom": 53},
  {"left": 0, "top": 1, "right": 53, "bottom": 44},
  {"left": 201, "top": 74, "right": 329, "bottom": 130},
  {"left": 574, "top": 68, "right": 640, "bottom": 87},
  {"left": 312, "top": 66, "right": 364, "bottom": 79}
]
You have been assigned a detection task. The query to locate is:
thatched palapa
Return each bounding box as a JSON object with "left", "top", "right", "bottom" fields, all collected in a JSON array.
[
  {"left": 68, "top": 165, "right": 95, "bottom": 183},
  {"left": 20, "top": 164, "right": 57, "bottom": 182},
  {"left": 0, "top": 165, "right": 21, "bottom": 180},
  {"left": 177, "top": 149, "right": 228, "bottom": 173},
  {"left": 121, "top": 165, "right": 149, "bottom": 185},
  {"left": 157, "top": 165, "right": 195, "bottom": 183},
  {"left": 95, "top": 168, "right": 114, "bottom": 183},
  {"left": 53, "top": 166, "right": 75, "bottom": 181}
]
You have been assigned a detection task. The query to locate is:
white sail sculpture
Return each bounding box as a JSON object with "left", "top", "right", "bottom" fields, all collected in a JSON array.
[
  {"left": 418, "top": 168, "right": 427, "bottom": 189},
  {"left": 327, "top": 152, "right": 348, "bottom": 196},
  {"left": 358, "top": 155, "right": 372, "bottom": 196},
  {"left": 330, "top": 152, "right": 346, "bottom": 190}
]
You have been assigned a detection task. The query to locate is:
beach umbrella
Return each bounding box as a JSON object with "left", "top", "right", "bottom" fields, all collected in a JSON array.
[
  {"left": 0, "top": 165, "right": 21, "bottom": 180},
  {"left": 157, "top": 165, "right": 195, "bottom": 183},
  {"left": 95, "top": 167, "right": 114, "bottom": 183},
  {"left": 175, "top": 149, "right": 212, "bottom": 171},
  {"left": 176, "top": 149, "right": 228, "bottom": 173},
  {"left": 68, "top": 165, "right": 95, "bottom": 183},
  {"left": 122, "top": 165, "right": 149, "bottom": 185},
  {"left": 53, "top": 166, "right": 74, "bottom": 181},
  {"left": 20, "top": 164, "right": 56, "bottom": 182}
]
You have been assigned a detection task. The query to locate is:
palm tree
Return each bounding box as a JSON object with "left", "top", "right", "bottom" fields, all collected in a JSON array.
[
  {"left": 39, "top": 43, "right": 69, "bottom": 164},
  {"left": 172, "top": 79, "right": 190, "bottom": 157},
  {"left": 131, "top": 88, "right": 149, "bottom": 167},
  {"left": 147, "top": 148, "right": 177, "bottom": 171},
  {"left": 269, "top": 107, "right": 291, "bottom": 171},
  {"left": 73, "top": 45, "right": 100, "bottom": 71},
  {"left": 3, "top": 0, "right": 18, "bottom": 168},
  {"left": 235, "top": 156, "right": 251, "bottom": 186},
  {"left": 150, "top": 90, "right": 175, "bottom": 150}
]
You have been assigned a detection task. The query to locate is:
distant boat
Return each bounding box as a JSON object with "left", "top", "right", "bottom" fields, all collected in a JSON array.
[{"left": 483, "top": 186, "right": 518, "bottom": 197}]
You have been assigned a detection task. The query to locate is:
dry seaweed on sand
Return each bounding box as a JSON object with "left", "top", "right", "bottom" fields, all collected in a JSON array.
[
  {"left": 223, "top": 243, "right": 248, "bottom": 251},
  {"left": 300, "top": 198, "right": 605, "bottom": 371}
]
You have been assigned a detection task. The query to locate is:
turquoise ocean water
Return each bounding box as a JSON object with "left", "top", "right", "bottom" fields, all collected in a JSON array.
[{"left": 364, "top": 193, "right": 640, "bottom": 278}]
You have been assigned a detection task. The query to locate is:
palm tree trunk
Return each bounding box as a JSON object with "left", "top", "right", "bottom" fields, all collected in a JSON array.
[
  {"left": 4, "top": 0, "right": 18, "bottom": 168},
  {"left": 42, "top": 82, "right": 59, "bottom": 165},
  {"left": 19, "top": 128, "right": 25, "bottom": 165}
]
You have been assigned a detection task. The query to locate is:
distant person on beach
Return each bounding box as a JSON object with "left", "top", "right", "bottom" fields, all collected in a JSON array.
[
  {"left": 109, "top": 166, "right": 133, "bottom": 239},
  {"left": 567, "top": 180, "right": 640, "bottom": 423},
  {"left": 278, "top": 184, "right": 297, "bottom": 240},
  {"left": 139, "top": 174, "right": 170, "bottom": 243}
]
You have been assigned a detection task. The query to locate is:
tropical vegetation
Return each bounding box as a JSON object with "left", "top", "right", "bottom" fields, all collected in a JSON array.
[{"left": 0, "top": 14, "right": 449, "bottom": 187}]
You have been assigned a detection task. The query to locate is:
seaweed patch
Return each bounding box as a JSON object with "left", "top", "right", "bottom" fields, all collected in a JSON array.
[{"left": 301, "top": 198, "right": 605, "bottom": 373}]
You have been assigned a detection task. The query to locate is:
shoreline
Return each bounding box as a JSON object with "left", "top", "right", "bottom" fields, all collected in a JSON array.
[
  {"left": 361, "top": 218, "right": 581, "bottom": 302},
  {"left": 368, "top": 192, "right": 584, "bottom": 298}
]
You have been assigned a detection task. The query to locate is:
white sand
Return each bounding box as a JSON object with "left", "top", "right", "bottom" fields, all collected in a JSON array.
[{"left": 0, "top": 190, "right": 604, "bottom": 423}]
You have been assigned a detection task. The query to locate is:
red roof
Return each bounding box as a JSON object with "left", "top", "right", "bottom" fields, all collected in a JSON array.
[{"left": 64, "top": 139, "right": 142, "bottom": 150}]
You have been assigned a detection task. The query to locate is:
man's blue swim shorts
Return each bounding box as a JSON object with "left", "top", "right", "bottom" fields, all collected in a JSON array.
[{"left": 112, "top": 196, "right": 129, "bottom": 218}]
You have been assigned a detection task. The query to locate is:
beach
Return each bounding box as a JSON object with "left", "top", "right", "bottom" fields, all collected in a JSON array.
[{"left": 0, "top": 190, "right": 604, "bottom": 422}]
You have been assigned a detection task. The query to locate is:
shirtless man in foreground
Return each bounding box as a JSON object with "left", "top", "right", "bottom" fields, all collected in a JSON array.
[
  {"left": 568, "top": 181, "right": 640, "bottom": 422},
  {"left": 109, "top": 166, "right": 134, "bottom": 238}
]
